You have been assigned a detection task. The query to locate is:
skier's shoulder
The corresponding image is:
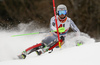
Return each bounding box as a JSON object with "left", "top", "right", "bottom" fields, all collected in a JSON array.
[
  {"left": 66, "top": 16, "right": 71, "bottom": 21},
  {"left": 66, "top": 16, "right": 75, "bottom": 23}
]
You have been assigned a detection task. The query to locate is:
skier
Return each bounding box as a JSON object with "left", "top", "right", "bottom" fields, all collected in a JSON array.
[{"left": 18, "top": 4, "right": 82, "bottom": 59}]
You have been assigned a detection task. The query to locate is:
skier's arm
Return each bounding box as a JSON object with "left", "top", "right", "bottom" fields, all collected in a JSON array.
[
  {"left": 50, "top": 17, "right": 57, "bottom": 31},
  {"left": 70, "top": 19, "right": 80, "bottom": 36}
]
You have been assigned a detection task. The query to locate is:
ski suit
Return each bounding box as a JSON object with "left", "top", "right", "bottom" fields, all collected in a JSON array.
[
  {"left": 42, "top": 15, "right": 80, "bottom": 47},
  {"left": 22, "top": 15, "right": 80, "bottom": 56}
]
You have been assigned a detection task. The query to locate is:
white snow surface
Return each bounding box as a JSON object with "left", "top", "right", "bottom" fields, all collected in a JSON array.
[{"left": 0, "top": 23, "right": 100, "bottom": 65}]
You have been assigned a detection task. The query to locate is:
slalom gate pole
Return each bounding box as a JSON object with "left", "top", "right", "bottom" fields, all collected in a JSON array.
[{"left": 52, "top": 0, "right": 61, "bottom": 48}]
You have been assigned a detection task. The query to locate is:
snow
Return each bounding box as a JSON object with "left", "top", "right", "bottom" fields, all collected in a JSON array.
[
  {"left": 0, "top": 23, "right": 100, "bottom": 65},
  {"left": 0, "top": 42, "right": 100, "bottom": 65}
]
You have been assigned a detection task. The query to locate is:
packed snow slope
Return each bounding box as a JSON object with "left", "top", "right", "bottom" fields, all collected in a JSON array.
[
  {"left": 0, "top": 22, "right": 100, "bottom": 65},
  {"left": 0, "top": 42, "right": 100, "bottom": 65}
]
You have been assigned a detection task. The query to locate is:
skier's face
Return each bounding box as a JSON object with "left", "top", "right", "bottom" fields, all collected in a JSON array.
[
  {"left": 59, "top": 14, "right": 66, "bottom": 19},
  {"left": 58, "top": 10, "right": 66, "bottom": 19}
]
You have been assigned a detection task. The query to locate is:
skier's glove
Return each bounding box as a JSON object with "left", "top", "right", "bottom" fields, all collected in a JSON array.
[
  {"left": 58, "top": 27, "right": 65, "bottom": 33},
  {"left": 76, "top": 40, "right": 83, "bottom": 46},
  {"left": 51, "top": 27, "right": 65, "bottom": 33}
]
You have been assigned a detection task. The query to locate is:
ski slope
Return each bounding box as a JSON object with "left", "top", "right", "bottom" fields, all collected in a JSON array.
[
  {"left": 0, "top": 42, "right": 100, "bottom": 65},
  {"left": 0, "top": 23, "right": 100, "bottom": 65}
]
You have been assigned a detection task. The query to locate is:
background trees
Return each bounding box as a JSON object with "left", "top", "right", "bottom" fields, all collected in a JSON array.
[{"left": 0, "top": 0, "right": 100, "bottom": 39}]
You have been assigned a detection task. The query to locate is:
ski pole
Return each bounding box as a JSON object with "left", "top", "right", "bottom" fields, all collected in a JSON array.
[
  {"left": 52, "top": 0, "right": 61, "bottom": 48},
  {"left": 12, "top": 27, "right": 65, "bottom": 37},
  {"left": 12, "top": 32, "right": 43, "bottom": 37}
]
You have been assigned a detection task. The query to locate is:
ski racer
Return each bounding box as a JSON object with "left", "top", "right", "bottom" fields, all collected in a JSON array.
[{"left": 18, "top": 4, "right": 82, "bottom": 59}]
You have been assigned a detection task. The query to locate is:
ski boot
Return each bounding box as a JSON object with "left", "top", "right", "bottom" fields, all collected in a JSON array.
[
  {"left": 18, "top": 54, "right": 26, "bottom": 59},
  {"left": 18, "top": 51, "right": 28, "bottom": 59},
  {"left": 36, "top": 46, "right": 49, "bottom": 55},
  {"left": 36, "top": 51, "right": 42, "bottom": 55}
]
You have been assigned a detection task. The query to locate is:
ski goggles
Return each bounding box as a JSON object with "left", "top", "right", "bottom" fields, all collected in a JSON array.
[{"left": 58, "top": 10, "right": 67, "bottom": 15}]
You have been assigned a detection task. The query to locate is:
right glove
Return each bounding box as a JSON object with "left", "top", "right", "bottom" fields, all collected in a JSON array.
[{"left": 76, "top": 40, "right": 83, "bottom": 46}]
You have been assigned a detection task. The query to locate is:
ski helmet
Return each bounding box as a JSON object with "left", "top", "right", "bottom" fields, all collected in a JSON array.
[{"left": 57, "top": 4, "right": 67, "bottom": 15}]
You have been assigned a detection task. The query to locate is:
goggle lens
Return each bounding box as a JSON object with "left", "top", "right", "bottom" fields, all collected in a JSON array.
[{"left": 58, "top": 10, "right": 67, "bottom": 15}]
